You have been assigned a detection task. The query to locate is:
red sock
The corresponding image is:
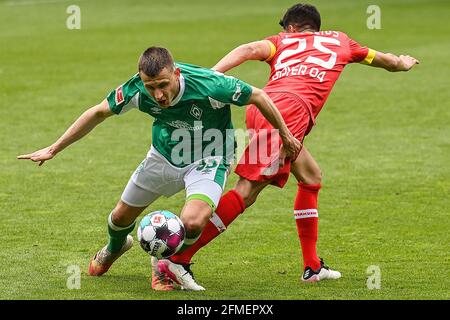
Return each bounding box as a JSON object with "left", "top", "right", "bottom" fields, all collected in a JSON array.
[
  {"left": 170, "top": 189, "right": 246, "bottom": 265},
  {"left": 294, "top": 182, "right": 321, "bottom": 270}
]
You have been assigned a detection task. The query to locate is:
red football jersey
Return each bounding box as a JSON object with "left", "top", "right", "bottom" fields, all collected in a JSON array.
[{"left": 264, "top": 31, "right": 372, "bottom": 121}]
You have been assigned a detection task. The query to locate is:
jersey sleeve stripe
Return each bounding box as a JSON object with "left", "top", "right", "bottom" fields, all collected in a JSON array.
[
  {"left": 264, "top": 40, "right": 277, "bottom": 62},
  {"left": 361, "top": 48, "right": 377, "bottom": 65}
]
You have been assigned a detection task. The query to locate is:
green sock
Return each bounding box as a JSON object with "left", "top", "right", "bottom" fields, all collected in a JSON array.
[
  {"left": 107, "top": 213, "right": 136, "bottom": 254},
  {"left": 176, "top": 231, "right": 201, "bottom": 255}
]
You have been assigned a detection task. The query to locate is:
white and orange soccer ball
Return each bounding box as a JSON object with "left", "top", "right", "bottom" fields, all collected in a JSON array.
[{"left": 137, "top": 210, "right": 185, "bottom": 259}]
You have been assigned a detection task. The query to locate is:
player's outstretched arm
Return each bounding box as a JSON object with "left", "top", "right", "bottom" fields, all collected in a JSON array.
[
  {"left": 17, "top": 99, "right": 114, "bottom": 166},
  {"left": 212, "top": 41, "right": 272, "bottom": 73},
  {"left": 370, "top": 51, "right": 419, "bottom": 72},
  {"left": 248, "top": 87, "right": 302, "bottom": 163}
]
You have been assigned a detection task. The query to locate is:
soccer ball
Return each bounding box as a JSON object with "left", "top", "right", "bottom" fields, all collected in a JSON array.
[{"left": 137, "top": 210, "right": 185, "bottom": 259}]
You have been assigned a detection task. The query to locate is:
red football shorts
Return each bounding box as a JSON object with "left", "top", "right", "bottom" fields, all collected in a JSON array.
[{"left": 235, "top": 92, "right": 313, "bottom": 188}]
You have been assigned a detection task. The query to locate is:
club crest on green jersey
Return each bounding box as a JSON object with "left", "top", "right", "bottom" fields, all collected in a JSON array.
[{"left": 190, "top": 104, "right": 203, "bottom": 120}]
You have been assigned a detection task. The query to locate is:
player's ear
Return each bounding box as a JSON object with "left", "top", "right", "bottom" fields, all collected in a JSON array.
[
  {"left": 174, "top": 67, "right": 181, "bottom": 78},
  {"left": 287, "top": 25, "right": 296, "bottom": 33}
]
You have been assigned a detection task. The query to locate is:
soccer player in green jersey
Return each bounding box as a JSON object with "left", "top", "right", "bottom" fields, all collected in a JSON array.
[{"left": 17, "top": 47, "right": 301, "bottom": 290}]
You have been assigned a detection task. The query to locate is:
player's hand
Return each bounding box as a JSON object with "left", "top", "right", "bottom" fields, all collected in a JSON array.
[
  {"left": 279, "top": 133, "right": 302, "bottom": 165},
  {"left": 17, "top": 146, "right": 56, "bottom": 166},
  {"left": 399, "top": 55, "right": 419, "bottom": 71}
]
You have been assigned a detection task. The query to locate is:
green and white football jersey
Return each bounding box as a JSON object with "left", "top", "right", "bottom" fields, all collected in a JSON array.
[{"left": 106, "top": 62, "right": 252, "bottom": 167}]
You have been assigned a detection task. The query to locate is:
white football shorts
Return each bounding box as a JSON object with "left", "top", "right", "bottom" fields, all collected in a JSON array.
[{"left": 121, "top": 146, "right": 229, "bottom": 209}]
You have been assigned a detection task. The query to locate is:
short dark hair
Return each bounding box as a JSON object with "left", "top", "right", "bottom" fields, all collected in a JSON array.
[
  {"left": 138, "top": 46, "right": 174, "bottom": 77},
  {"left": 279, "top": 3, "right": 321, "bottom": 31}
]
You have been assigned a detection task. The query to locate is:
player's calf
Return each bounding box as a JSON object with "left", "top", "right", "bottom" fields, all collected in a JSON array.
[{"left": 177, "top": 198, "right": 212, "bottom": 252}]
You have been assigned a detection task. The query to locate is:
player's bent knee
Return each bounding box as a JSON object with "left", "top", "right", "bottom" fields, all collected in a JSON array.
[
  {"left": 182, "top": 219, "right": 202, "bottom": 236},
  {"left": 181, "top": 215, "right": 207, "bottom": 238},
  {"left": 181, "top": 198, "right": 213, "bottom": 236},
  {"left": 295, "top": 167, "right": 322, "bottom": 185},
  {"left": 306, "top": 170, "right": 322, "bottom": 185}
]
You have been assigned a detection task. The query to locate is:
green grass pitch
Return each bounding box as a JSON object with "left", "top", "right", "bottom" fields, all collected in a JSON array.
[{"left": 1, "top": 0, "right": 449, "bottom": 300}]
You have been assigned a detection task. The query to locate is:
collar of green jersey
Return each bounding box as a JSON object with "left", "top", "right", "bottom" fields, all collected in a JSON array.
[{"left": 170, "top": 74, "right": 185, "bottom": 107}]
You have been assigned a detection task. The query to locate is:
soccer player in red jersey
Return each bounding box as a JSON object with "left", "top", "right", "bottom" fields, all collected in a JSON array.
[{"left": 156, "top": 3, "right": 419, "bottom": 289}]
